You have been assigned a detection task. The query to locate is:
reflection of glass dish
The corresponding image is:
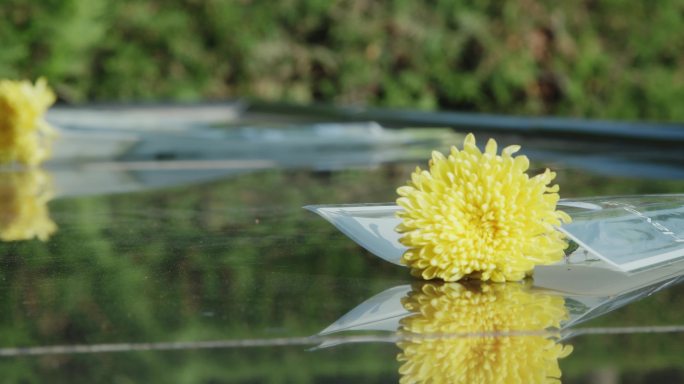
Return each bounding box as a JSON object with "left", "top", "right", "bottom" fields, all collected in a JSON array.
[
  {"left": 307, "top": 194, "right": 684, "bottom": 272},
  {"left": 561, "top": 275, "right": 684, "bottom": 330},
  {"left": 317, "top": 281, "right": 575, "bottom": 383},
  {"left": 314, "top": 257, "right": 684, "bottom": 347},
  {"left": 46, "top": 121, "right": 461, "bottom": 198}
]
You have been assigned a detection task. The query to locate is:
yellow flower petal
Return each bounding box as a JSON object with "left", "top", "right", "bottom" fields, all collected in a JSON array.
[
  {"left": 396, "top": 134, "right": 570, "bottom": 282},
  {"left": 0, "top": 78, "right": 56, "bottom": 166}
]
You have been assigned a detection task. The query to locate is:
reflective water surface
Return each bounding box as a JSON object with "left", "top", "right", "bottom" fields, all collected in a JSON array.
[{"left": 1, "top": 108, "right": 684, "bottom": 383}]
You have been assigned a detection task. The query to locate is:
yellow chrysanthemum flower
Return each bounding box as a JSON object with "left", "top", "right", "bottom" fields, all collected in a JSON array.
[
  {"left": 0, "top": 170, "right": 57, "bottom": 242},
  {"left": 396, "top": 133, "right": 570, "bottom": 282},
  {"left": 397, "top": 282, "right": 572, "bottom": 384},
  {"left": 0, "top": 78, "right": 56, "bottom": 166}
]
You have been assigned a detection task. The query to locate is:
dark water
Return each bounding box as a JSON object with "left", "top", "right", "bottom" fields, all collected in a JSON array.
[{"left": 1, "top": 117, "right": 683, "bottom": 383}]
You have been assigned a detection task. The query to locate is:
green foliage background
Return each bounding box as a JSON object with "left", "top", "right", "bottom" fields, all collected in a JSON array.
[{"left": 2, "top": 0, "right": 684, "bottom": 121}]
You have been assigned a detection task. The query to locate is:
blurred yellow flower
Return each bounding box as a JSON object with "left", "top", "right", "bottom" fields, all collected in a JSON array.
[
  {"left": 397, "top": 282, "right": 572, "bottom": 384},
  {"left": 0, "top": 170, "right": 57, "bottom": 241},
  {"left": 396, "top": 133, "right": 570, "bottom": 282},
  {"left": 0, "top": 78, "right": 56, "bottom": 166}
]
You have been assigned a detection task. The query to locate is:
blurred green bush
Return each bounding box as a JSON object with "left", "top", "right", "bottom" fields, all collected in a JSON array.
[{"left": 1, "top": 0, "right": 683, "bottom": 121}]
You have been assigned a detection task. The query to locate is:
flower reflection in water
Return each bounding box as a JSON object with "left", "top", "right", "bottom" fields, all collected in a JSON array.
[
  {"left": 0, "top": 170, "right": 56, "bottom": 241},
  {"left": 398, "top": 282, "right": 572, "bottom": 384}
]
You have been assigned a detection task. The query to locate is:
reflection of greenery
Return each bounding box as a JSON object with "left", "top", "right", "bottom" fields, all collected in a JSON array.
[
  {"left": 398, "top": 282, "right": 571, "bottom": 383},
  {"left": 0, "top": 166, "right": 681, "bottom": 382},
  {"left": 0, "top": 170, "right": 56, "bottom": 241},
  {"left": 556, "top": 168, "right": 684, "bottom": 198},
  {"left": 0, "top": 168, "right": 410, "bottom": 382},
  {"left": 2, "top": 1, "right": 684, "bottom": 121}
]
